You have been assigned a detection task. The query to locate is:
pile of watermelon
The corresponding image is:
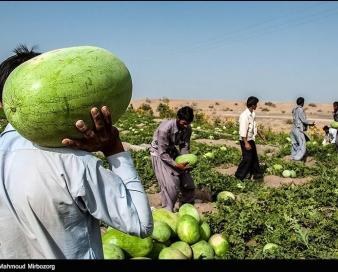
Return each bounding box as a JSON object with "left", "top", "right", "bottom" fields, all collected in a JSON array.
[{"left": 102, "top": 204, "right": 230, "bottom": 260}]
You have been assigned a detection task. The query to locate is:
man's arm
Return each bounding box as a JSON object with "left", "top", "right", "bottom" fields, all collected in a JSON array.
[
  {"left": 75, "top": 152, "right": 153, "bottom": 237},
  {"left": 62, "top": 106, "right": 153, "bottom": 237},
  {"left": 239, "top": 114, "right": 252, "bottom": 150},
  {"left": 298, "top": 108, "right": 315, "bottom": 126}
]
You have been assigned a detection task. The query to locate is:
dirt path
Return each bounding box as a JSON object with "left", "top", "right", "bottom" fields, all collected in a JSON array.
[
  {"left": 283, "top": 155, "right": 317, "bottom": 167},
  {"left": 195, "top": 138, "right": 279, "bottom": 156},
  {"left": 147, "top": 193, "right": 216, "bottom": 215},
  {"left": 214, "top": 164, "right": 312, "bottom": 189},
  {"left": 263, "top": 175, "right": 312, "bottom": 188}
]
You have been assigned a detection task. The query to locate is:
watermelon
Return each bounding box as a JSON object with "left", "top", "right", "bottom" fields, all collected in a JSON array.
[
  {"left": 273, "top": 164, "right": 283, "bottom": 171},
  {"left": 102, "top": 243, "right": 125, "bottom": 260},
  {"left": 216, "top": 191, "right": 236, "bottom": 204},
  {"left": 203, "top": 152, "right": 215, "bottom": 159},
  {"left": 130, "top": 257, "right": 152, "bottom": 260},
  {"left": 178, "top": 203, "right": 200, "bottom": 223},
  {"left": 208, "top": 234, "right": 229, "bottom": 257},
  {"left": 102, "top": 228, "right": 153, "bottom": 258},
  {"left": 331, "top": 121, "right": 338, "bottom": 129},
  {"left": 191, "top": 240, "right": 215, "bottom": 260},
  {"left": 220, "top": 146, "right": 227, "bottom": 151},
  {"left": 282, "top": 170, "right": 291, "bottom": 178},
  {"left": 263, "top": 243, "right": 279, "bottom": 254},
  {"left": 158, "top": 247, "right": 187, "bottom": 260},
  {"left": 176, "top": 215, "right": 201, "bottom": 244},
  {"left": 175, "top": 154, "right": 198, "bottom": 167},
  {"left": 3, "top": 46, "right": 132, "bottom": 147},
  {"left": 170, "top": 241, "right": 193, "bottom": 259},
  {"left": 151, "top": 221, "right": 171, "bottom": 243},
  {"left": 289, "top": 170, "right": 297, "bottom": 178},
  {"left": 146, "top": 241, "right": 167, "bottom": 260},
  {"left": 199, "top": 221, "right": 211, "bottom": 241},
  {"left": 152, "top": 208, "right": 178, "bottom": 236}
]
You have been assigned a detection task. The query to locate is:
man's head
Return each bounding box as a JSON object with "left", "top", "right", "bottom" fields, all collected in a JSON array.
[
  {"left": 296, "top": 97, "right": 305, "bottom": 107},
  {"left": 333, "top": 101, "right": 338, "bottom": 113},
  {"left": 176, "top": 106, "right": 194, "bottom": 129},
  {"left": 246, "top": 96, "right": 259, "bottom": 110},
  {"left": 0, "top": 44, "right": 41, "bottom": 104},
  {"left": 323, "top": 125, "right": 329, "bottom": 133}
]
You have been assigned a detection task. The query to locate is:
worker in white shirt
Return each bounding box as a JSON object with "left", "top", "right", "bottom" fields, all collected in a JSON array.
[
  {"left": 235, "top": 96, "right": 265, "bottom": 181},
  {"left": 322, "top": 125, "right": 337, "bottom": 146}
]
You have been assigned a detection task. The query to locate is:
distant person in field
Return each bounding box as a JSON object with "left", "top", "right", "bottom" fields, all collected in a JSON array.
[
  {"left": 235, "top": 96, "right": 264, "bottom": 181},
  {"left": 333, "top": 101, "right": 338, "bottom": 151},
  {"left": 0, "top": 45, "right": 152, "bottom": 259},
  {"left": 149, "top": 106, "right": 195, "bottom": 212},
  {"left": 322, "top": 125, "right": 337, "bottom": 146},
  {"left": 290, "top": 97, "right": 315, "bottom": 161}
]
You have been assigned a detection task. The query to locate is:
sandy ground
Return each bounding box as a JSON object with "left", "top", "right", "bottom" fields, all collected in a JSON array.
[{"left": 131, "top": 99, "right": 334, "bottom": 133}]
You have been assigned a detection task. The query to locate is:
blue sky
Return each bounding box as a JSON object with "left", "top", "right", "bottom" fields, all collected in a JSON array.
[{"left": 1, "top": 1, "right": 338, "bottom": 102}]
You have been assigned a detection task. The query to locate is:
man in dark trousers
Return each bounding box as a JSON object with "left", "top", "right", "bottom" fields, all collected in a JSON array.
[
  {"left": 235, "top": 96, "right": 264, "bottom": 181},
  {"left": 149, "top": 106, "right": 195, "bottom": 212}
]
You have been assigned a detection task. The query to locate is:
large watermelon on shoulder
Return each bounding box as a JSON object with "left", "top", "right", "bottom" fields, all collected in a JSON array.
[{"left": 3, "top": 46, "right": 132, "bottom": 147}]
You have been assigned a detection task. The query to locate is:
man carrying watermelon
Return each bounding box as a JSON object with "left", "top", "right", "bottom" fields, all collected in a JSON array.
[
  {"left": 149, "top": 106, "right": 195, "bottom": 212},
  {"left": 290, "top": 97, "right": 316, "bottom": 161},
  {"left": 0, "top": 45, "right": 153, "bottom": 259},
  {"left": 235, "top": 96, "right": 265, "bottom": 181}
]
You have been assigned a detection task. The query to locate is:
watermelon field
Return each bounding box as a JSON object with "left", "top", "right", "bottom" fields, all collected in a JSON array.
[{"left": 1, "top": 103, "right": 337, "bottom": 259}]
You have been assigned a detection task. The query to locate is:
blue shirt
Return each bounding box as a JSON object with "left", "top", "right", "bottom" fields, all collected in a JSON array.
[{"left": 0, "top": 124, "right": 153, "bottom": 259}]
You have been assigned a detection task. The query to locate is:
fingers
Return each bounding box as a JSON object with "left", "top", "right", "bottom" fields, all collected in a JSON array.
[
  {"left": 91, "top": 107, "right": 106, "bottom": 132},
  {"left": 62, "top": 138, "right": 81, "bottom": 149},
  {"left": 101, "top": 106, "right": 112, "bottom": 128},
  {"left": 75, "top": 120, "right": 95, "bottom": 139}
]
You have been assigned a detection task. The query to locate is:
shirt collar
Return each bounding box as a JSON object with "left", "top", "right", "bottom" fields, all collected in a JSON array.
[
  {"left": 172, "top": 119, "right": 179, "bottom": 134},
  {"left": 0, "top": 123, "right": 15, "bottom": 137},
  {"left": 245, "top": 108, "right": 253, "bottom": 116}
]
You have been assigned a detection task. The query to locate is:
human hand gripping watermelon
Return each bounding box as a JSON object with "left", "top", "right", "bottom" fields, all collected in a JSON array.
[{"left": 62, "top": 105, "right": 124, "bottom": 156}]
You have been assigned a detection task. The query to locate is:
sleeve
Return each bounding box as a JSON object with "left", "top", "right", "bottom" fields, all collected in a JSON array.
[
  {"left": 179, "top": 127, "right": 192, "bottom": 154},
  {"left": 75, "top": 151, "right": 153, "bottom": 238},
  {"left": 298, "top": 108, "right": 313, "bottom": 125},
  {"left": 239, "top": 114, "right": 249, "bottom": 139},
  {"left": 157, "top": 129, "right": 177, "bottom": 167}
]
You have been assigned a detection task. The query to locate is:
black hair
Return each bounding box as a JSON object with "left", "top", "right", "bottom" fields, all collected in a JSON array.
[
  {"left": 0, "top": 44, "right": 41, "bottom": 102},
  {"left": 296, "top": 97, "right": 305, "bottom": 106},
  {"left": 177, "top": 106, "right": 194, "bottom": 123},
  {"left": 323, "top": 125, "right": 329, "bottom": 131},
  {"left": 333, "top": 101, "right": 338, "bottom": 107},
  {"left": 246, "top": 96, "right": 259, "bottom": 108}
]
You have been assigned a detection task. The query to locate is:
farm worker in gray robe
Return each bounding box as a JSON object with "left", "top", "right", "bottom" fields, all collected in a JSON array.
[
  {"left": 149, "top": 106, "right": 195, "bottom": 212},
  {"left": 333, "top": 101, "right": 338, "bottom": 151},
  {"left": 290, "top": 97, "right": 315, "bottom": 161}
]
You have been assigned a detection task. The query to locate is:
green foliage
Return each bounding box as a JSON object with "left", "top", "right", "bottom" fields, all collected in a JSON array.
[{"left": 156, "top": 102, "right": 176, "bottom": 119}]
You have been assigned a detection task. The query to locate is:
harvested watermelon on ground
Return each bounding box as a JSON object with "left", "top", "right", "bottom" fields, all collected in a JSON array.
[
  {"left": 170, "top": 241, "right": 193, "bottom": 259},
  {"left": 176, "top": 215, "right": 201, "bottom": 244},
  {"left": 102, "top": 227, "right": 153, "bottom": 258},
  {"left": 152, "top": 208, "right": 178, "bottom": 237},
  {"left": 208, "top": 234, "right": 229, "bottom": 257},
  {"left": 151, "top": 221, "right": 172, "bottom": 243},
  {"left": 178, "top": 203, "right": 200, "bottom": 223}
]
